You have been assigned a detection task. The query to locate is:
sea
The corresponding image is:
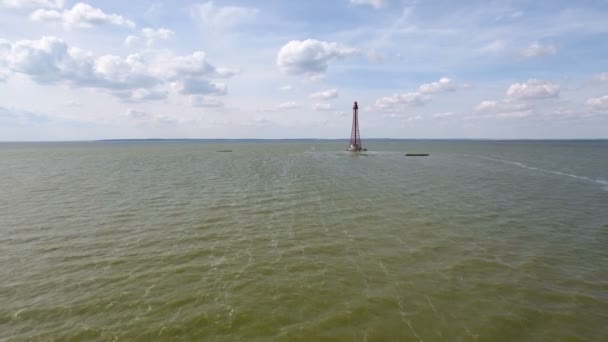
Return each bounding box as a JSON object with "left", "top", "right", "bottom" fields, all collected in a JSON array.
[{"left": 1, "top": 140, "right": 607, "bottom": 340}]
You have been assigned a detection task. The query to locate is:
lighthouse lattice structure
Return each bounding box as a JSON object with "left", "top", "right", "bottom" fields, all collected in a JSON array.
[{"left": 348, "top": 101, "right": 364, "bottom": 151}]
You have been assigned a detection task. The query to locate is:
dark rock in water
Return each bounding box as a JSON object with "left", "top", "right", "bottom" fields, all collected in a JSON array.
[
  {"left": 405, "top": 153, "right": 429, "bottom": 156},
  {"left": 216, "top": 150, "right": 232, "bottom": 152}
]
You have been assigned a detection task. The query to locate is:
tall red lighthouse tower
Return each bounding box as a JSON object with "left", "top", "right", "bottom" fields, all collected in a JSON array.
[{"left": 347, "top": 101, "right": 365, "bottom": 151}]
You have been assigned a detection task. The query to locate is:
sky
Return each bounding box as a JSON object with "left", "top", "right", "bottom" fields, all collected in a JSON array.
[{"left": 1, "top": 0, "right": 608, "bottom": 140}]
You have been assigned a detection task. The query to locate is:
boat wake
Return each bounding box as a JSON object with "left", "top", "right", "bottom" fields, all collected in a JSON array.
[{"left": 477, "top": 156, "right": 608, "bottom": 192}]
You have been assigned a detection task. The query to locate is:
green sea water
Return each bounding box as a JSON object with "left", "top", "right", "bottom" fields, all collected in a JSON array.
[{"left": 1, "top": 140, "right": 607, "bottom": 340}]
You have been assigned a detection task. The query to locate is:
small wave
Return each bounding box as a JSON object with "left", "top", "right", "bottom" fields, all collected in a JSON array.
[{"left": 478, "top": 156, "right": 608, "bottom": 191}]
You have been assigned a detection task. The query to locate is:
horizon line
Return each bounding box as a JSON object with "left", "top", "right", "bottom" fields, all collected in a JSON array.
[{"left": 1, "top": 138, "right": 607, "bottom": 143}]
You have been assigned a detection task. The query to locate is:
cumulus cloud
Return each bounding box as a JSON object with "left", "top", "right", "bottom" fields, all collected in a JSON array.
[
  {"left": 472, "top": 79, "right": 561, "bottom": 119},
  {"left": 30, "top": 2, "right": 135, "bottom": 29},
  {"left": 118, "top": 87, "right": 168, "bottom": 102},
  {"left": 368, "top": 78, "right": 462, "bottom": 113},
  {"left": 153, "top": 51, "right": 236, "bottom": 79},
  {"left": 313, "top": 103, "right": 333, "bottom": 111},
  {"left": 506, "top": 79, "right": 559, "bottom": 100},
  {"left": 474, "top": 100, "right": 500, "bottom": 112},
  {"left": 0, "top": 36, "right": 233, "bottom": 102},
  {"left": 371, "top": 92, "right": 429, "bottom": 112},
  {"left": 280, "top": 84, "right": 292, "bottom": 91},
  {"left": 350, "top": 0, "right": 386, "bottom": 9},
  {"left": 3, "top": 37, "right": 98, "bottom": 84},
  {"left": 172, "top": 78, "right": 226, "bottom": 95},
  {"left": 141, "top": 27, "right": 174, "bottom": 46},
  {"left": 310, "top": 88, "right": 338, "bottom": 101},
  {"left": 277, "top": 39, "right": 358, "bottom": 77},
  {"left": 123, "top": 35, "right": 139, "bottom": 47},
  {"left": 125, "top": 28, "right": 173, "bottom": 47},
  {"left": 1, "top": 0, "right": 64, "bottom": 9},
  {"left": 519, "top": 42, "right": 558, "bottom": 58},
  {"left": 191, "top": 1, "right": 258, "bottom": 28},
  {"left": 419, "top": 77, "right": 456, "bottom": 94},
  {"left": 586, "top": 95, "right": 608, "bottom": 111},
  {"left": 473, "top": 100, "right": 533, "bottom": 118}
]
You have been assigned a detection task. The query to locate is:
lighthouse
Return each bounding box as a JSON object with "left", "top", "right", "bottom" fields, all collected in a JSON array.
[{"left": 347, "top": 101, "right": 366, "bottom": 151}]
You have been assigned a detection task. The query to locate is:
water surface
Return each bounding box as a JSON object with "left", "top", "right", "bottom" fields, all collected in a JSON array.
[{"left": 1, "top": 140, "right": 607, "bottom": 340}]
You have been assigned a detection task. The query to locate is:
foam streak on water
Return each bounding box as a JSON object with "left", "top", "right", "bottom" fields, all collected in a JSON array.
[
  {"left": 1, "top": 140, "right": 607, "bottom": 340},
  {"left": 477, "top": 155, "right": 608, "bottom": 191}
]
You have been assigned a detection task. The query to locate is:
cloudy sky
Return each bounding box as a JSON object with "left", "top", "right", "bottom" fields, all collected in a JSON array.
[{"left": 1, "top": 0, "right": 608, "bottom": 140}]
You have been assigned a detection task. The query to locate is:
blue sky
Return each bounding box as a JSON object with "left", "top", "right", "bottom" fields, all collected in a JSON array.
[{"left": 1, "top": 0, "right": 607, "bottom": 140}]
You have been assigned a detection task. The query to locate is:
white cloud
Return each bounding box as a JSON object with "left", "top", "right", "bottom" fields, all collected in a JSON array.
[
  {"left": 125, "top": 108, "right": 148, "bottom": 119},
  {"left": 476, "top": 40, "right": 506, "bottom": 54},
  {"left": 433, "top": 112, "right": 456, "bottom": 118},
  {"left": 594, "top": 72, "right": 608, "bottom": 82},
  {"left": 121, "top": 88, "right": 168, "bottom": 102},
  {"left": 367, "top": 78, "right": 461, "bottom": 114},
  {"left": 124, "top": 35, "right": 139, "bottom": 47},
  {"left": 474, "top": 100, "right": 499, "bottom": 112},
  {"left": 191, "top": 95, "right": 223, "bottom": 107},
  {"left": 280, "top": 84, "right": 292, "bottom": 91},
  {"left": 152, "top": 51, "right": 236, "bottom": 79},
  {"left": 519, "top": 42, "right": 558, "bottom": 58},
  {"left": 0, "top": 36, "right": 233, "bottom": 102},
  {"left": 92, "top": 54, "right": 157, "bottom": 89},
  {"left": 124, "top": 108, "right": 178, "bottom": 126},
  {"left": 1, "top": 0, "right": 64, "bottom": 9},
  {"left": 506, "top": 79, "right": 559, "bottom": 100},
  {"left": 277, "top": 39, "right": 358, "bottom": 77},
  {"left": 141, "top": 27, "right": 174, "bottom": 46},
  {"left": 191, "top": 1, "right": 258, "bottom": 28},
  {"left": 371, "top": 92, "right": 429, "bottom": 112},
  {"left": 313, "top": 103, "right": 333, "bottom": 111},
  {"left": 30, "top": 2, "right": 135, "bottom": 29},
  {"left": 5, "top": 37, "right": 98, "bottom": 84},
  {"left": 124, "top": 27, "right": 174, "bottom": 48},
  {"left": 172, "top": 78, "right": 226, "bottom": 95},
  {"left": 473, "top": 100, "right": 533, "bottom": 119},
  {"left": 586, "top": 95, "right": 608, "bottom": 111},
  {"left": 29, "top": 8, "right": 60, "bottom": 21},
  {"left": 257, "top": 101, "right": 300, "bottom": 113},
  {"left": 495, "top": 111, "right": 533, "bottom": 119},
  {"left": 472, "top": 79, "right": 560, "bottom": 119},
  {"left": 278, "top": 101, "right": 299, "bottom": 109},
  {"left": 419, "top": 77, "right": 456, "bottom": 94},
  {"left": 350, "top": 0, "right": 386, "bottom": 9},
  {"left": 310, "top": 88, "right": 338, "bottom": 101}
]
